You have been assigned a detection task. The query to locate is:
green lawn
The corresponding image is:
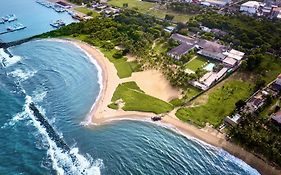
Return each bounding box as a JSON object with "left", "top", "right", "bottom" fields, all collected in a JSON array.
[
  {"left": 185, "top": 56, "right": 208, "bottom": 71},
  {"left": 259, "top": 55, "right": 281, "bottom": 84},
  {"left": 176, "top": 80, "right": 254, "bottom": 127},
  {"left": 74, "top": 7, "right": 100, "bottom": 17},
  {"left": 109, "top": 81, "right": 174, "bottom": 114},
  {"left": 108, "top": 0, "right": 155, "bottom": 13},
  {"left": 101, "top": 49, "right": 135, "bottom": 78},
  {"left": 184, "top": 85, "right": 202, "bottom": 101},
  {"left": 108, "top": 0, "right": 192, "bottom": 23}
]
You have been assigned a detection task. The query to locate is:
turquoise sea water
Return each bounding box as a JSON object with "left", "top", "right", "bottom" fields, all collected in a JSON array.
[
  {"left": 0, "top": 0, "right": 76, "bottom": 42},
  {"left": 0, "top": 40, "right": 261, "bottom": 175}
]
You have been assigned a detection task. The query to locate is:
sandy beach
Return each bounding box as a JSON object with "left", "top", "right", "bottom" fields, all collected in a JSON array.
[{"left": 62, "top": 39, "right": 280, "bottom": 175}]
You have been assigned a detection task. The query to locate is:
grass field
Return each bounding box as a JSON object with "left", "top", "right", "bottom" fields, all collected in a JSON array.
[
  {"left": 259, "top": 56, "right": 281, "bottom": 84},
  {"left": 108, "top": 0, "right": 192, "bottom": 23},
  {"left": 176, "top": 80, "right": 254, "bottom": 127},
  {"left": 110, "top": 81, "right": 174, "bottom": 114},
  {"left": 185, "top": 56, "right": 208, "bottom": 71},
  {"left": 101, "top": 49, "right": 137, "bottom": 78},
  {"left": 108, "top": 0, "right": 155, "bottom": 13},
  {"left": 74, "top": 7, "right": 100, "bottom": 17}
]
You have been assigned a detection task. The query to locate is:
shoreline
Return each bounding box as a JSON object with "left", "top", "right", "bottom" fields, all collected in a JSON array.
[{"left": 55, "top": 38, "right": 280, "bottom": 175}]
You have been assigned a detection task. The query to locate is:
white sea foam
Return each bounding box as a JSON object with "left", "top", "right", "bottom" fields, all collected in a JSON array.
[
  {"left": 1, "top": 110, "right": 28, "bottom": 128},
  {"left": 0, "top": 49, "right": 22, "bottom": 67},
  {"left": 24, "top": 95, "right": 102, "bottom": 175},
  {"left": 32, "top": 90, "right": 47, "bottom": 103},
  {"left": 8, "top": 69, "right": 37, "bottom": 81}
]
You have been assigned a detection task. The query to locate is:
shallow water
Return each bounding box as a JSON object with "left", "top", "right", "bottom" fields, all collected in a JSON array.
[{"left": 0, "top": 40, "right": 260, "bottom": 174}]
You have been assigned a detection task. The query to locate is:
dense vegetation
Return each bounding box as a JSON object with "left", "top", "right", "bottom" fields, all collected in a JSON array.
[
  {"left": 189, "top": 13, "right": 281, "bottom": 83},
  {"left": 229, "top": 114, "right": 281, "bottom": 167},
  {"left": 109, "top": 81, "right": 173, "bottom": 113},
  {"left": 167, "top": 2, "right": 206, "bottom": 15},
  {"left": 40, "top": 10, "right": 202, "bottom": 90}
]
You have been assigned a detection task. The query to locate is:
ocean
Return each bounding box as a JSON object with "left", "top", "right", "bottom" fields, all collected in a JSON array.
[
  {"left": 0, "top": 39, "right": 260, "bottom": 175},
  {"left": 0, "top": 0, "right": 261, "bottom": 175}
]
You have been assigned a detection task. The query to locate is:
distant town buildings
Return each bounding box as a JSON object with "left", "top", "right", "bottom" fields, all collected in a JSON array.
[
  {"left": 240, "top": 0, "right": 281, "bottom": 19},
  {"left": 240, "top": 1, "right": 261, "bottom": 14}
]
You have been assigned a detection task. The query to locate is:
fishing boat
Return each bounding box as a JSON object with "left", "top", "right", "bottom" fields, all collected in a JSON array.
[
  {"left": 7, "top": 14, "right": 17, "bottom": 22},
  {"left": 7, "top": 23, "right": 26, "bottom": 31},
  {"left": 2, "top": 16, "right": 8, "bottom": 22},
  {"left": 50, "top": 20, "right": 65, "bottom": 28}
]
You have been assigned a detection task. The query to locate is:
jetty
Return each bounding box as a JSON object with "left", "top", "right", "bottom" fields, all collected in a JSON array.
[
  {"left": 28, "top": 102, "right": 90, "bottom": 173},
  {"left": 29, "top": 102, "right": 70, "bottom": 151},
  {"left": 0, "top": 23, "right": 26, "bottom": 36}
]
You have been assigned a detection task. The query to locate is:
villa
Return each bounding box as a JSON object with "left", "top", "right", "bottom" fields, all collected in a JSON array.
[{"left": 167, "top": 33, "right": 245, "bottom": 90}]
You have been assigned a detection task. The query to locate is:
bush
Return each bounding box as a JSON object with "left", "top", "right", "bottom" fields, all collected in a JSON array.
[{"left": 113, "top": 50, "right": 124, "bottom": 59}]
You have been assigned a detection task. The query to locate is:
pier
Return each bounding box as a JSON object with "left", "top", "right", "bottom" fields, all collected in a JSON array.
[
  {"left": 0, "top": 37, "right": 34, "bottom": 48},
  {"left": 0, "top": 28, "right": 25, "bottom": 36}
]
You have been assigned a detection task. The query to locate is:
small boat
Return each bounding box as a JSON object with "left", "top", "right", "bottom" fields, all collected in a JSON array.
[
  {"left": 7, "top": 23, "right": 26, "bottom": 31},
  {"left": 2, "top": 16, "right": 8, "bottom": 22},
  {"left": 50, "top": 20, "right": 65, "bottom": 28},
  {"left": 151, "top": 116, "right": 162, "bottom": 121},
  {"left": 7, "top": 14, "right": 17, "bottom": 22},
  {"left": 0, "top": 19, "right": 4, "bottom": 24}
]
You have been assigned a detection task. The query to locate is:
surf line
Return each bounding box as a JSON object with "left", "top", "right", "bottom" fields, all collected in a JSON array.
[{"left": 29, "top": 102, "right": 88, "bottom": 173}]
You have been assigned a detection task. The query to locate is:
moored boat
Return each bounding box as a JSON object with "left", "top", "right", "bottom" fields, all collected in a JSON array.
[
  {"left": 50, "top": 20, "right": 65, "bottom": 28},
  {"left": 7, "top": 23, "right": 26, "bottom": 32}
]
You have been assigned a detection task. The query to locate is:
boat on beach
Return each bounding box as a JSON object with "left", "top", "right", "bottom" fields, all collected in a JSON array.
[
  {"left": 151, "top": 115, "right": 162, "bottom": 121},
  {"left": 50, "top": 20, "right": 65, "bottom": 28}
]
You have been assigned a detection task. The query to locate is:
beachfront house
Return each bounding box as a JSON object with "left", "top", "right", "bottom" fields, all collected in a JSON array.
[
  {"left": 192, "top": 67, "right": 228, "bottom": 90},
  {"left": 224, "top": 113, "right": 242, "bottom": 126}
]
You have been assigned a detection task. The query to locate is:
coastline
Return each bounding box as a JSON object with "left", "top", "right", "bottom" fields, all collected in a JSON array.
[{"left": 56, "top": 38, "right": 280, "bottom": 175}]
